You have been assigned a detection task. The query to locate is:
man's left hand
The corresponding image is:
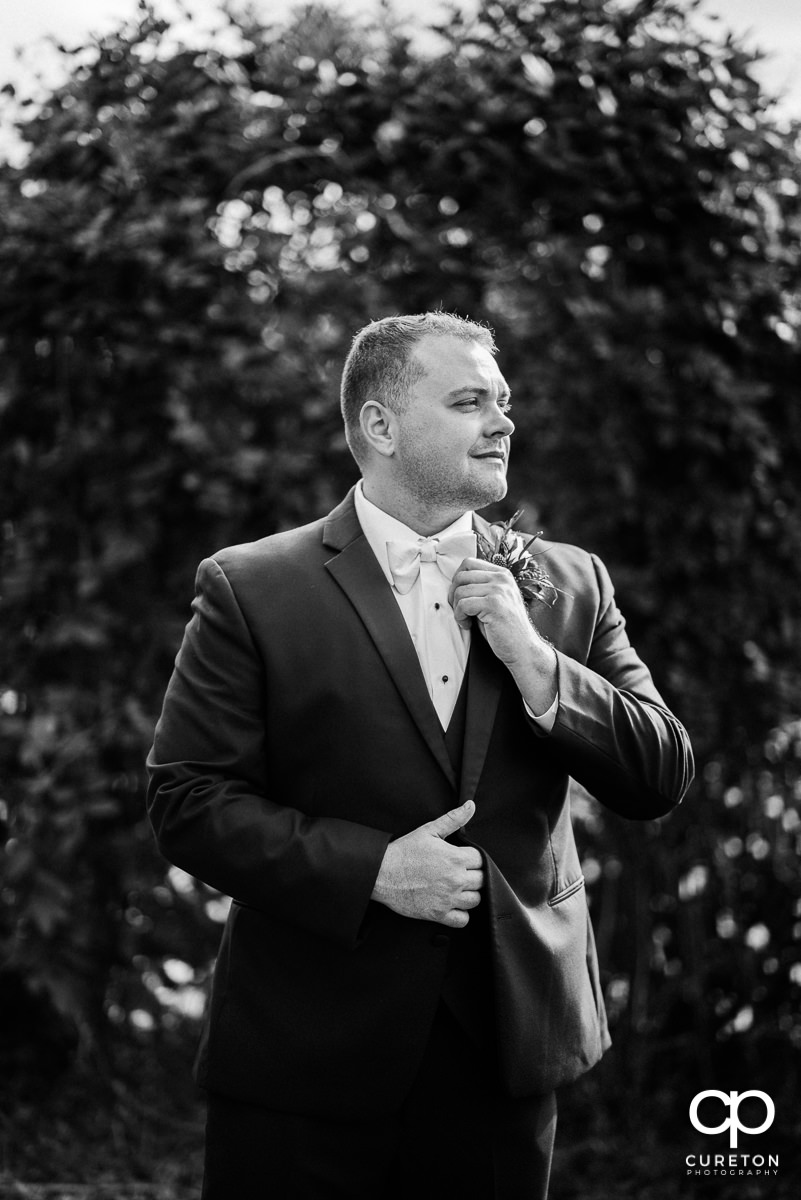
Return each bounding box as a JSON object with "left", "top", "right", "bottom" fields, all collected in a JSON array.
[{"left": 449, "top": 557, "right": 558, "bottom": 713}]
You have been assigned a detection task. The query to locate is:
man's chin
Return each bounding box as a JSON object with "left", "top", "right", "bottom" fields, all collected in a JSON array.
[
  {"left": 470, "top": 475, "right": 508, "bottom": 508},
  {"left": 403, "top": 467, "right": 507, "bottom": 514}
]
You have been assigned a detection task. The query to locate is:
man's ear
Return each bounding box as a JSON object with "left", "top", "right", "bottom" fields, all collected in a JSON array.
[{"left": 360, "top": 400, "right": 397, "bottom": 458}]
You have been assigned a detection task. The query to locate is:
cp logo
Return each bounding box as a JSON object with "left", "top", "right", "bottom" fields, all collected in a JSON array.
[{"left": 690, "top": 1090, "right": 775, "bottom": 1148}]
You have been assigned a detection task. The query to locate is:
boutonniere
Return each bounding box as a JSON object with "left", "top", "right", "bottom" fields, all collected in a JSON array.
[{"left": 477, "top": 509, "right": 558, "bottom": 608}]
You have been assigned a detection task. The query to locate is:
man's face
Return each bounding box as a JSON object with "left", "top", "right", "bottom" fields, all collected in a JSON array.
[{"left": 392, "top": 334, "right": 515, "bottom": 514}]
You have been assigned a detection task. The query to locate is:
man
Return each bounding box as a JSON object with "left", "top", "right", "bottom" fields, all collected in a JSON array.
[{"left": 147, "top": 311, "right": 693, "bottom": 1198}]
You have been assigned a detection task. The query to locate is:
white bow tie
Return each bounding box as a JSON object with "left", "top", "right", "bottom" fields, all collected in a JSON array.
[{"left": 386, "top": 533, "right": 477, "bottom": 595}]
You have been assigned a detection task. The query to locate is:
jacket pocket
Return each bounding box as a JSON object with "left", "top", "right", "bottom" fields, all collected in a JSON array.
[{"left": 548, "top": 875, "right": 585, "bottom": 907}]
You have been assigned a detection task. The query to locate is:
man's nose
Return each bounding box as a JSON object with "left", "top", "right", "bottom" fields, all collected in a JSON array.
[{"left": 485, "top": 404, "right": 515, "bottom": 438}]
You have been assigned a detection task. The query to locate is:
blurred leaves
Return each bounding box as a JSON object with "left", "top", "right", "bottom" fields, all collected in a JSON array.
[{"left": 0, "top": 0, "right": 800, "bottom": 1123}]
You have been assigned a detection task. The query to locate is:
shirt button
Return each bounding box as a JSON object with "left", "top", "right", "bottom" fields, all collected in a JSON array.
[
  {"left": 441, "top": 675, "right": 449, "bottom": 683},
  {"left": 434, "top": 602, "right": 441, "bottom": 610},
  {"left": 431, "top": 933, "right": 450, "bottom": 947}
]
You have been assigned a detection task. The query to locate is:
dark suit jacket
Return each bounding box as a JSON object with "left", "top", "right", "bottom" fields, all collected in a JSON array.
[{"left": 146, "top": 489, "right": 693, "bottom": 1117}]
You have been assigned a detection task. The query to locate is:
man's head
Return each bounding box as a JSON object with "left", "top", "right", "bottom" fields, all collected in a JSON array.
[
  {"left": 341, "top": 312, "right": 515, "bottom": 532},
  {"left": 341, "top": 313, "right": 497, "bottom": 465}
]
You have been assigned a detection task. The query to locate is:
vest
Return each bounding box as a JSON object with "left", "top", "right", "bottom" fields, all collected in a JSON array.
[{"left": 439, "top": 654, "right": 495, "bottom": 1050}]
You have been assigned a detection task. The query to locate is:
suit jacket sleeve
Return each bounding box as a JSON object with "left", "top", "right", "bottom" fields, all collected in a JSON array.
[
  {"left": 533, "top": 553, "right": 693, "bottom": 818},
  {"left": 146, "top": 557, "right": 392, "bottom": 948}
]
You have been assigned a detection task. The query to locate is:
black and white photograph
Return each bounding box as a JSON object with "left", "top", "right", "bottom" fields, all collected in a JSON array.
[{"left": 1, "top": 1, "right": 800, "bottom": 1196}]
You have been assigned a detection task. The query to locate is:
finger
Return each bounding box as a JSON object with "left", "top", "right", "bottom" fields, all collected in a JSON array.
[
  {"left": 464, "top": 868, "right": 484, "bottom": 889},
  {"left": 458, "top": 848, "right": 483, "bottom": 870},
  {"left": 442, "top": 909, "right": 470, "bottom": 929},
  {"left": 424, "top": 799, "right": 475, "bottom": 838},
  {"left": 450, "top": 601, "right": 474, "bottom": 630},
  {"left": 451, "top": 583, "right": 500, "bottom": 600},
  {"left": 453, "top": 596, "right": 490, "bottom": 622},
  {"left": 448, "top": 570, "right": 498, "bottom": 605},
  {"left": 452, "top": 569, "right": 498, "bottom": 585},
  {"left": 455, "top": 890, "right": 481, "bottom": 910},
  {"left": 459, "top": 557, "right": 506, "bottom": 572}
]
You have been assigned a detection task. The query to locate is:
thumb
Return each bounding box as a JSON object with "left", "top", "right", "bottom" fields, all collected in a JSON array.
[{"left": 425, "top": 799, "right": 475, "bottom": 839}]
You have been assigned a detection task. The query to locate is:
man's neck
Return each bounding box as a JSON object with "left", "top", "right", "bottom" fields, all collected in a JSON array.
[{"left": 360, "top": 478, "right": 470, "bottom": 537}]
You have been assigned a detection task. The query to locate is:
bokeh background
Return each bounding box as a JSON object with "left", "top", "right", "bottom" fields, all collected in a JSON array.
[{"left": 1, "top": 1, "right": 800, "bottom": 1196}]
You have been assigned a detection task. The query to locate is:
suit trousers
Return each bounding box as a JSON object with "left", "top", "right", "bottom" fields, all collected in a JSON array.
[{"left": 201, "top": 1002, "right": 557, "bottom": 1199}]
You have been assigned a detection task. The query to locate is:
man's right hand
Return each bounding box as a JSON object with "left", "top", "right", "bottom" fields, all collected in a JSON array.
[{"left": 371, "top": 800, "right": 484, "bottom": 927}]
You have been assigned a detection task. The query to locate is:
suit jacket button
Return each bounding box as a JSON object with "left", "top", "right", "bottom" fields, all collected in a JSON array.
[{"left": 431, "top": 933, "right": 450, "bottom": 947}]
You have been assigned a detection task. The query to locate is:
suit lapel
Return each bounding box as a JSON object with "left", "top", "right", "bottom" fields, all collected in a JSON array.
[{"left": 323, "top": 490, "right": 457, "bottom": 788}]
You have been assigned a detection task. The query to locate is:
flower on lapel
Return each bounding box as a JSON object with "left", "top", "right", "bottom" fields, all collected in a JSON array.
[{"left": 476, "top": 510, "right": 558, "bottom": 608}]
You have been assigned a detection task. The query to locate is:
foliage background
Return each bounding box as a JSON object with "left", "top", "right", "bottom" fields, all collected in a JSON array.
[{"left": 1, "top": 0, "right": 800, "bottom": 1195}]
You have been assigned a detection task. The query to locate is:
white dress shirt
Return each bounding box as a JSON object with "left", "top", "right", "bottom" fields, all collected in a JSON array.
[
  {"left": 355, "top": 483, "right": 472, "bottom": 727},
  {"left": 355, "top": 483, "right": 558, "bottom": 733}
]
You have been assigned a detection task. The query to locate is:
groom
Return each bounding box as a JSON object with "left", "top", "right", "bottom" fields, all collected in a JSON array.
[{"left": 147, "top": 311, "right": 693, "bottom": 1198}]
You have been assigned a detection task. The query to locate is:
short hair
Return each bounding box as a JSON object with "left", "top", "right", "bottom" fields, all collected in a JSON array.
[{"left": 340, "top": 312, "right": 497, "bottom": 466}]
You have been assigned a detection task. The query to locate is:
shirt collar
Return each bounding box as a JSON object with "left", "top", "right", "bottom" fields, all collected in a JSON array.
[{"left": 354, "top": 481, "right": 475, "bottom": 586}]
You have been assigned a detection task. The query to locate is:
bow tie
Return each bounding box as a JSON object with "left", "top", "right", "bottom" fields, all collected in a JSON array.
[{"left": 386, "top": 533, "right": 477, "bottom": 595}]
